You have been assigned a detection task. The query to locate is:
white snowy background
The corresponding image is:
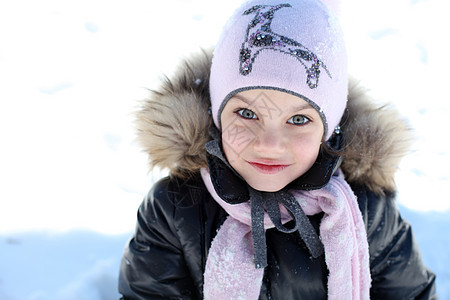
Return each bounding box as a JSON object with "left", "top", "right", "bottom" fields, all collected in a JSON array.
[{"left": 0, "top": 0, "right": 449, "bottom": 299}]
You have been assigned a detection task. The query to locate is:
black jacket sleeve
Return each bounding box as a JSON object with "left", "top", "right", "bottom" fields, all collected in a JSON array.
[
  {"left": 354, "top": 186, "right": 437, "bottom": 300},
  {"left": 118, "top": 178, "right": 199, "bottom": 300}
]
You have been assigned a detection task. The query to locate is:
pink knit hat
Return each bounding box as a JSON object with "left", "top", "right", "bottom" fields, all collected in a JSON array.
[{"left": 210, "top": 0, "right": 347, "bottom": 140}]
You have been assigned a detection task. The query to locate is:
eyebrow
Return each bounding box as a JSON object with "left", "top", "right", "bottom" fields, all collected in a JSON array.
[
  {"left": 231, "top": 94, "right": 315, "bottom": 113},
  {"left": 232, "top": 94, "right": 253, "bottom": 105},
  {"left": 289, "top": 103, "right": 315, "bottom": 113}
]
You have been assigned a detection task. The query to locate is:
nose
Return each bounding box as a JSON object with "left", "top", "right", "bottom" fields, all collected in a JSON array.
[{"left": 253, "top": 127, "right": 286, "bottom": 154}]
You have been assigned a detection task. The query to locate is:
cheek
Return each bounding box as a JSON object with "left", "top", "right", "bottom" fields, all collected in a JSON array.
[
  {"left": 221, "top": 122, "right": 257, "bottom": 156},
  {"left": 290, "top": 133, "right": 322, "bottom": 161}
]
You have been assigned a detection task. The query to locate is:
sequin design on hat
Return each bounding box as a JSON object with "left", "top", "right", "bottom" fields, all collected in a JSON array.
[{"left": 239, "top": 3, "right": 331, "bottom": 89}]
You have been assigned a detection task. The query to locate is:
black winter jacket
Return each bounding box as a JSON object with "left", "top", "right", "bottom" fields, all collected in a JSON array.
[{"left": 119, "top": 175, "right": 436, "bottom": 299}]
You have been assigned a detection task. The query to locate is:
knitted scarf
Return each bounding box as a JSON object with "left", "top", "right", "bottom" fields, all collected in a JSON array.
[{"left": 200, "top": 167, "right": 371, "bottom": 299}]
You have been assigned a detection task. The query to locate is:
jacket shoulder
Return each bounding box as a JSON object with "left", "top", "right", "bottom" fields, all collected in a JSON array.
[
  {"left": 352, "top": 184, "right": 437, "bottom": 299},
  {"left": 141, "top": 174, "right": 226, "bottom": 247},
  {"left": 119, "top": 176, "right": 201, "bottom": 299},
  {"left": 119, "top": 174, "right": 227, "bottom": 299},
  {"left": 148, "top": 174, "right": 210, "bottom": 210}
]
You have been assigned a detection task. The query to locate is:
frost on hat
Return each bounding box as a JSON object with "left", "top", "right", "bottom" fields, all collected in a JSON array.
[{"left": 210, "top": 0, "right": 348, "bottom": 139}]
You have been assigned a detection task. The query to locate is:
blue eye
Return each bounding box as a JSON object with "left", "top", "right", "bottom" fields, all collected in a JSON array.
[
  {"left": 288, "top": 115, "right": 310, "bottom": 125},
  {"left": 237, "top": 108, "right": 258, "bottom": 119}
]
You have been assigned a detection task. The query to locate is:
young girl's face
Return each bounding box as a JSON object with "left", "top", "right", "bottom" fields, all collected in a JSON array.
[{"left": 220, "top": 89, "right": 324, "bottom": 192}]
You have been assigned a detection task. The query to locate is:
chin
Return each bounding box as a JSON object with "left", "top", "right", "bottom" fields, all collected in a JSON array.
[{"left": 247, "top": 181, "right": 287, "bottom": 193}]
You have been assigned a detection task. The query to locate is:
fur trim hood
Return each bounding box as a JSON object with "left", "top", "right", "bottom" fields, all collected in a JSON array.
[{"left": 135, "top": 49, "right": 411, "bottom": 195}]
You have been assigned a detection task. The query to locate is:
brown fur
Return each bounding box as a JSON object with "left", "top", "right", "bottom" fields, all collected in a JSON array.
[
  {"left": 135, "top": 49, "right": 213, "bottom": 178},
  {"left": 135, "top": 49, "right": 412, "bottom": 195},
  {"left": 340, "top": 80, "right": 412, "bottom": 195}
]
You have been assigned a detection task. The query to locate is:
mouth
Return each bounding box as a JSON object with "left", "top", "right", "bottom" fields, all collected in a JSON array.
[{"left": 248, "top": 161, "right": 290, "bottom": 174}]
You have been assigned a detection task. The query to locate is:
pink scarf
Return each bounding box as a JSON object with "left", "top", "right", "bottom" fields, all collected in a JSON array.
[{"left": 200, "top": 168, "right": 371, "bottom": 299}]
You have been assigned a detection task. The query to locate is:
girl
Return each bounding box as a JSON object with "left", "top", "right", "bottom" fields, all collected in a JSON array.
[{"left": 119, "top": 0, "right": 437, "bottom": 299}]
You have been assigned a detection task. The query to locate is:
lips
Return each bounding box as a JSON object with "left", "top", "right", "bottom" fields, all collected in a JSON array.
[{"left": 248, "top": 161, "right": 290, "bottom": 174}]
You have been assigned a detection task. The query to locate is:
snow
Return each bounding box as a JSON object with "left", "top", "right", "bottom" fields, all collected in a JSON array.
[
  {"left": 1, "top": 231, "right": 127, "bottom": 300},
  {"left": 0, "top": 0, "right": 449, "bottom": 298}
]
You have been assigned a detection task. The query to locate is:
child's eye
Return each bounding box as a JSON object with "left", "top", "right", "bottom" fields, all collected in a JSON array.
[
  {"left": 288, "top": 115, "right": 310, "bottom": 125},
  {"left": 237, "top": 108, "right": 258, "bottom": 119}
]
